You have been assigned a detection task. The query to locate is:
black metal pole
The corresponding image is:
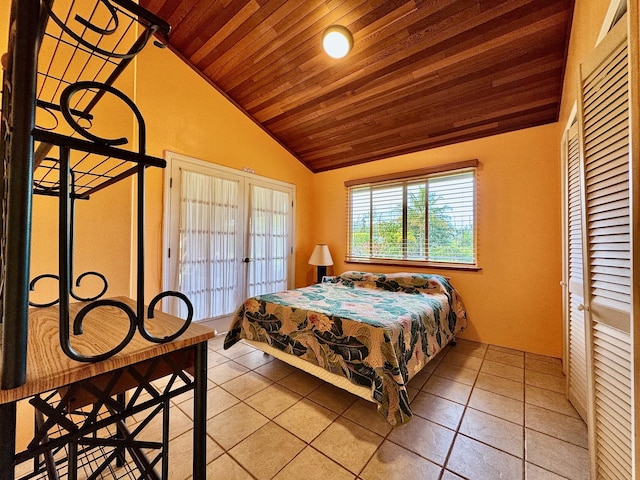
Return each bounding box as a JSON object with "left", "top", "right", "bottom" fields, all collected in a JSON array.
[
  {"left": 1, "top": 0, "right": 39, "bottom": 390},
  {"left": 0, "top": 402, "right": 17, "bottom": 480},
  {"left": 193, "top": 342, "right": 208, "bottom": 479}
]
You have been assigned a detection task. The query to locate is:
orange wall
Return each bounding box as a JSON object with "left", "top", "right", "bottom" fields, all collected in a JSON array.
[
  {"left": 557, "top": 0, "right": 612, "bottom": 129},
  {"left": 133, "top": 45, "right": 315, "bottom": 298},
  {"left": 313, "top": 124, "right": 563, "bottom": 356}
]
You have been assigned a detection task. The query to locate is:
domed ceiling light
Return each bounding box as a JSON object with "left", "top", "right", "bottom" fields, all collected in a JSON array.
[{"left": 322, "top": 25, "right": 353, "bottom": 59}]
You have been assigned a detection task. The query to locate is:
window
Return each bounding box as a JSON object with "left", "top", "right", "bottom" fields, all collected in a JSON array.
[{"left": 346, "top": 161, "right": 477, "bottom": 267}]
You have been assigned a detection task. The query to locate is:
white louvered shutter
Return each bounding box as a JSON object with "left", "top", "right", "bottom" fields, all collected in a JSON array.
[
  {"left": 565, "top": 122, "right": 588, "bottom": 421},
  {"left": 579, "top": 16, "right": 634, "bottom": 480}
]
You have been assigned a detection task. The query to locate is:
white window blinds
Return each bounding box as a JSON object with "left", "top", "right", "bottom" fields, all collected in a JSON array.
[{"left": 347, "top": 162, "right": 477, "bottom": 266}]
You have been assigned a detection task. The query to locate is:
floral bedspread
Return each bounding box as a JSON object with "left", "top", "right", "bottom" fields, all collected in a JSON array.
[{"left": 224, "top": 271, "right": 467, "bottom": 425}]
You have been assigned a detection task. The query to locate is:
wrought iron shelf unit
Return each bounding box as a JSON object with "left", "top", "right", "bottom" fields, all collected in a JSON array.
[{"left": 0, "top": 1, "right": 212, "bottom": 479}]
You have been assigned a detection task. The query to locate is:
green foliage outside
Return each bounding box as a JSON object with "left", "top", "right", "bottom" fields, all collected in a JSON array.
[{"left": 350, "top": 185, "right": 474, "bottom": 263}]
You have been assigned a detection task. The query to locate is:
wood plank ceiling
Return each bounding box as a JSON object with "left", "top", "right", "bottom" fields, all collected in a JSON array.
[{"left": 140, "top": 0, "right": 575, "bottom": 172}]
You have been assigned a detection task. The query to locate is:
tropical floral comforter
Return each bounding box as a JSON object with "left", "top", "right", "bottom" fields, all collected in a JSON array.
[{"left": 224, "top": 271, "right": 467, "bottom": 425}]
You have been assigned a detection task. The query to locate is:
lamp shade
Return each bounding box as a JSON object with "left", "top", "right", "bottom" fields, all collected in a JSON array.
[{"left": 308, "top": 244, "right": 333, "bottom": 266}]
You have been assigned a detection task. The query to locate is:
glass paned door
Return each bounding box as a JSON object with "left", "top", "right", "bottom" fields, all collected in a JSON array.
[{"left": 163, "top": 153, "right": 295, "bottom": 325}]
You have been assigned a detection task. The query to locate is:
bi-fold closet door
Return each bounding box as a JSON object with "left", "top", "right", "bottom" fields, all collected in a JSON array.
[{"left": 575, "top": 12, "right": 637, "bottom": 479}]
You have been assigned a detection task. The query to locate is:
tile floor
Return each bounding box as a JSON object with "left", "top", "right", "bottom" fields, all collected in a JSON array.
[{"left": 156, "top": 337, "right": 590, "bottom": 480}]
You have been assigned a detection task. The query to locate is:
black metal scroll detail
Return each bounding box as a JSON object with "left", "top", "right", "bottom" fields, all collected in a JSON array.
[
  {"left": 33, "top": 81, "right": 194, "bottom": 363},
  {"left": 67, "top": 299, "right": 137, "bottom": 362},
  {"left": 41, "top": 0, "right": 160, "bottom": 60},
  {"left": 139, "top": 291, "right": 194, "bottom": 343},
  {"left": 29, "top": 272, "right": 109, "bottom": 308}
]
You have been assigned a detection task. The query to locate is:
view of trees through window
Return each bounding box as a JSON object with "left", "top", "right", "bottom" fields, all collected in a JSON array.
[{"left": 349, "top": 171, "right": 475, "bottom": 264}]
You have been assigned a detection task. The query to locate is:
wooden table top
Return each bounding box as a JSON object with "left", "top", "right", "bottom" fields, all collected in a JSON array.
[{"left": 0, "top": 297, "right": 215, "bottom": 404}]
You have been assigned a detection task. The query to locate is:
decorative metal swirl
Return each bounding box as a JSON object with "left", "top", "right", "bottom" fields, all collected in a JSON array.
[
  {"left": 139, "top": 291, "right": 194, "bottom": 343},
  {"left": 29, "top": 272, "right": 109, "bottom": 308},
  {"left": 60, "top": 82, "right": 130, "bottom": 146},
  {"left": 41, "top": 0, "right": 160, "bottom": 60},
  {"left": 65, "top": 299, "right": 138, "bottom": 362}
]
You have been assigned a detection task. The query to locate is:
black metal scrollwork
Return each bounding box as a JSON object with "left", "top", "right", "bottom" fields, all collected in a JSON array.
[
  {"left": 66, "top": 299, "right": 138, "bottom": 362},
  {"left": 140, "top": 291, "right": 194, "bottom": 343},
  {"left": 29, "top": 80, "right": 193, "bottom": 363},
  {"left": 41, "top": 0, "right": 160, "bottom": 60}
]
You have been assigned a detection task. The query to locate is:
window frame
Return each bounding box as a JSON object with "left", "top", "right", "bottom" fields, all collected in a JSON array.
[{"left": 345, "top": 159, "right": 480, "bottom": 271}]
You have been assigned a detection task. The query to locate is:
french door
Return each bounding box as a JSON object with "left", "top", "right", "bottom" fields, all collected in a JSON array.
[{"left": 162, "top": 152, "right": 295, "bottom": 327}]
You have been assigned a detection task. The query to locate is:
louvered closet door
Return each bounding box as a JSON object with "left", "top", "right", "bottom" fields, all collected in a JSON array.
[
  {"left": 565, "top": 123, "right": 588, "bottom": 421},
  {"left": 579, "top": 16, "right": 634, "bottom": 480}
]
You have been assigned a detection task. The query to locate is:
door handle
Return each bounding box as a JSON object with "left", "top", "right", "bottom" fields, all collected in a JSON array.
[
  {"left": 242, "top": 257, "right": 254, "bottom": 263},
  {"left": 577, "top": 304, "right": 589, "bottom": 312}
]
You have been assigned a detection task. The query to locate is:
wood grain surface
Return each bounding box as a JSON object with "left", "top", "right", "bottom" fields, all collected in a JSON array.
[{"left": 0, "top": 297, "right": 214, "bottom": 404}]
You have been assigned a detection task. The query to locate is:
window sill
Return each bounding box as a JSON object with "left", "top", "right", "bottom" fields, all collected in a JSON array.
[{"left": 345, "top": 258, "right": 482, "bottom": 272}]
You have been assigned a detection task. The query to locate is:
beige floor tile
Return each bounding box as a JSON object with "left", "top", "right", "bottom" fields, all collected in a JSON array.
[
  {"left": 360, "top": 440, "right": 442, "bottom": 480},
  {"left": 343, "top": 398, "right": 393, "bottom": 437},
  {"left": 308, "top": 383, "right": 358, "bottom": 414},
  {"left": 441, "top": 470, "right": 466, "bottom": 480},
  {"left": 205, "top": 453, "right": 253, "bottom": 479},
  {"left": 480, "top": 359, "right": 524, "bottom": 382},
  {"left": 407, "top": 385, "right": 420, "bottom": 402},
  {"left": 208, "top": 335, "right": 226, "bottom": 351},
  {"left": 221, "top": 341, "right": 256, "bottom": 359},
  {"left": 468, "top": 389, "right": 523, "bottom": 425},
  {"left": 220, "top": 371, "right": 273, "bottom": 400},
  {"left": 525, "top": 357, "right": 564, "bottom": 377},
  {"left": 134, "top": 404, "right": 195, "bottom": 443},
  {"left": 488, "top": 344, "right": 525, "bottom": 357},
  {"left": 525, "top": 385, "right": 580, "bottom": 418},
  {"left": 312, "top": 417, "right": 383, "bottom": 474},
  {"left": 441, "top": 351, "right": 483, "bottom": 371},
  {"left": 277, "top": 369, "right": 324, "bottom": 396},
  {"left": 177, "top": 385, "right": 240, "bottom": 420},
  {"left": 230, "top": 422, "right": 306, "bottom": 480},
  {"left": 525, "top": 351, "right": 562, "bottom": 365},
  {"left": 387, "top": 415, "right": 454, "bottom": 465},
  {"left": 448, "top": 435, "right": 523, "bottom": 480},
  {"left": 254, "top": 358, "right": 296, "bottom": 381},
  {"left": 450, "top": 339, "right": 487, "bottom": 358},
  {"left": 207, "top": 349, "right": 230, "bottom": 368},
  {"left": 421, "top": 375, "right": 472, "bottom": 405},
  {"left": 525, "top": 462, "right": 567, "bottom": 480},
  {"left": 434, "top": 362, "right": 479, "bottom": 386},
  {"left": 170, "top": 388, "right": 195, "bottom": 406},
  {"left": 274, "top": 398, "right": 337, "bottom": 442},
  {"left": 459, "top": 408, "right": 524, "bottom": 458},
  {"left": 524, "top": 370, "right": 565, "bottom": 394},
  {"left": 422, "top": 356, "right": 443, "bottom": 374},
  {"left": 233, "top": 349, "right": 275, "bottom": 369},
  {"left": 245, "top": 383, "right": 302, "bottom": 419},
  {"left": 411, "top": 392, "right": 465, "bottom": 430},
  {"left": 167, "top": 429, "right": 223, "bottom": 480},
  {"left": 206, "top": 402, "right": 269, "bottom": 450},
  {"left": 273, "top": 446, "right": 355, "bottom": 480},
  {"left": 525, "top": 429, "right": 589, "bottom": 480},
  {"left": 208, "top": 361, "right": 249, "bottom": 385},
  {"left": 525, "top": 404, "right": 588, "bottom": 448},
  {"left": 475, "top": 372, "right": 524, "bottom": 401},
  {"left": 485, "top": 349, "right": 525, "bottom": 368},
  {"left": 408, "top": 365, "right": 432, "bottom": 389}
]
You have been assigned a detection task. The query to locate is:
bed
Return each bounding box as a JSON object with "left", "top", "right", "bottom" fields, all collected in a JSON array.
[{"left": 223, "top": 271, "right": 467, "bottom": 425}]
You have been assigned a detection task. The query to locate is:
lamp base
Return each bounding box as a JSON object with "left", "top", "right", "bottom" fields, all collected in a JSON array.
[{"left": 316, "top": 265, "right": 327, "bottom": 283}]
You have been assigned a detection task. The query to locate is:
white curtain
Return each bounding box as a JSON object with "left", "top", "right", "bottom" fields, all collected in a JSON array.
[
  {"left": 248, "top": 185, "right": 289, "bottom": 297},
  {"left": 178, "top": 169, "right": 239, "bottom": 320}
]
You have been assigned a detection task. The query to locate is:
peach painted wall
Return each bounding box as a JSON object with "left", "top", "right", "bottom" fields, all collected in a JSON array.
[
  {"left": 557, "top": 0, "right": 612, "bottom": 129},
  {"left": 313, "top": 124, "right": 563, "bottom": 356},
  {"left": 133, "top": 45, "right": 315, "bottom": 299}
]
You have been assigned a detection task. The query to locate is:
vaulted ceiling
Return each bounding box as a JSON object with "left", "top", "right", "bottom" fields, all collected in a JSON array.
[{"left": 140, "top": 0, "right": 575, "bottom": 172}]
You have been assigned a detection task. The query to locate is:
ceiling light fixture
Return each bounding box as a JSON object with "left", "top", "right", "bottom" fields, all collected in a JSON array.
[{"left": 322, "top": 25, "right": 353, "bottom": 59}]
